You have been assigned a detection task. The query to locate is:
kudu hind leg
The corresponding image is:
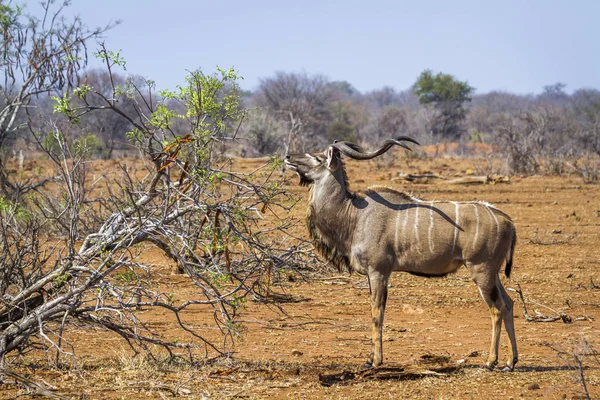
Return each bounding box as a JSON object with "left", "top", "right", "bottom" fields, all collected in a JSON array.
[
  {"left": 365, "top": 272, "right": 389, "bottom": 368},
  {"left": 472, "top": 271, "right": 505, "bottom": 370},
  {"left": 498, "top": 282, "right": 518, "bottom": 370}
]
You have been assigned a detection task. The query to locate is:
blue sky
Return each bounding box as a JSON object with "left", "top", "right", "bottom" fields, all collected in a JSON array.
[{"left": 52, "top": 0, "right": 600, "bottom": 95}]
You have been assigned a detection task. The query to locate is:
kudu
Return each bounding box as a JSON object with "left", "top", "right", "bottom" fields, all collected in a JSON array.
[{"left": 284, "top": 137, "right": 518, "bottom": 371}]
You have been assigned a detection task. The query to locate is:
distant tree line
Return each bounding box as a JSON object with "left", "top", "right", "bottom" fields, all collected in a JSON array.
[
  {"left": 240, "top": 71, "right": 599, "bottom": 170},
  {"left": 4, "top": 65, "right": 600, "bottom": 175}
]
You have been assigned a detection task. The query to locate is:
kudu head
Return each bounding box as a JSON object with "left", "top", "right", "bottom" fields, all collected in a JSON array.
[{"left": 284, "top": 136, "right": 420, "bottom": 186}]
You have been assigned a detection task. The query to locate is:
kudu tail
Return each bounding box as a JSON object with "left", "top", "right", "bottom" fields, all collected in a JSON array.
[{"left": 505, "top": 226, "right": 517, "bottom": 279}]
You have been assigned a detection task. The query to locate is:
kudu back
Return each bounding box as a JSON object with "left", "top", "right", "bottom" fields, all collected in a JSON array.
[{"left": 284, "top": 137, "right": 518, "bottom": 371}]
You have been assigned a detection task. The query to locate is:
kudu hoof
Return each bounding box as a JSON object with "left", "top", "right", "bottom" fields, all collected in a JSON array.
[
  {"left": 485, "top": 360, "right": 498, "bottom": 371},
  {"left": 501, "top": 358, "right": 518, "bottom": 372},
  {"left": 361, "top": 361, "right": 373, "bottom": 371}
]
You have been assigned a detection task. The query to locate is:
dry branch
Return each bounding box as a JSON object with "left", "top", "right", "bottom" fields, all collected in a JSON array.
[
  {"left": 318, "top": 363, "right": 459, "bottom": 387},
  {"left": 0, "top": 368, "right": 67, "bottom": 399},
  {"left": 528, "top": 232, "right": 577, "bottom": 246},
  {"left": 394, "top": 173, "right": 445, "bottom": 183},
  {"left": 444, "top": 175, "right": 509, "bottom": 185},
  {"left": 508, "top": 284, "right": 573, "bottom": 323}
]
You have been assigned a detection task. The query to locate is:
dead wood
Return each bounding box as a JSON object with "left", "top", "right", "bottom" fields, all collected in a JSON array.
[
  {"left": 318, "top": 363, "right": 460, "bottom": 386},
  {"left": 314, "top": 275, "right": 354, "bottom": 285},
  {"left": 445, "top": 175, "right": 510, "bottom": 185},
  {"left": 528, "top": 232, "right": 577, "bottom": 246},
  {"left": 393, "top": 173, "right": 445, "bottom": 184},
  {"left": 578, "top": 302, "right": 600, "bottom": 309},
  {"left": 508, "top": 284, "right": 573, "bottom": 323},
  {"left": 0, "top": 368, "right": 67, "bottom": 399}
]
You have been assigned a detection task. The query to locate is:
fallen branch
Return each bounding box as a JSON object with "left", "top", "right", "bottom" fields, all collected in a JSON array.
[
  {"left": 444, "top": 175, "right": 509, "bottom": 185},
  {"left": 394, "top": 173, "right": 446, "bottom": 183},
  {"left": 508, "top": 283, "right": 572, "bottom": 323},
  {"left": 528, "top": 233, "right": 577, "bottom": 246},
  {"left": 314, "top": 276, "right": 354, "bottom": 285},
  {"left": 318, "top": 363, "right": 459, "bottom": 386},
  {"left": 0, "top": 368, "right": 67, "bottom": 399}
]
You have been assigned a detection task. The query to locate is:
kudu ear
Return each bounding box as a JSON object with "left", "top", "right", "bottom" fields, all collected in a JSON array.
[{"left": 326, "top": 146, "right": 341, "bottom": 171}]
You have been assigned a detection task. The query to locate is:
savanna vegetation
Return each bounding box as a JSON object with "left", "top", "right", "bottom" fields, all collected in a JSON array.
[{"left": 0, "top": 1, "right": 598, "bottom": 399}]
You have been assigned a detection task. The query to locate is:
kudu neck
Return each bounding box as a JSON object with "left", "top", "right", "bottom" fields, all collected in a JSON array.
[
  {"left": 308, "top": 167, "right": 355, "bottom": 261},
  {"left": 311, "top": 167, "right": 350, "bottom": 206},
  {"left": 310, "top": 168, "right": 352, "bottom": 239}
]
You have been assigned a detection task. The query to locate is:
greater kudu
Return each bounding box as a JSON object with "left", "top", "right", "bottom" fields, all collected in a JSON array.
[{"left": 284, "top": 137, "right": 518, "bottom": 371}]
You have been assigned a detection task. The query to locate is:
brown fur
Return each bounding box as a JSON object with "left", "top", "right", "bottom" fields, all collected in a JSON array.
[
  {"left": 307, "top": 204, "right": 352, "bottom": 273},
  {"left": 285, "top": 140, "right": 519, "bottom": 371}
]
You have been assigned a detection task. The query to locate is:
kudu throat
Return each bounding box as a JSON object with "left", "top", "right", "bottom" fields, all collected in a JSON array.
[{"left": 307, "top": 171, "right": 354, "bottom": 273}]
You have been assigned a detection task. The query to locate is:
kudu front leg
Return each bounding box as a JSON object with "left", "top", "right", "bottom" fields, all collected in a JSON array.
[{"left": 365, "top": 271, "right": 389, "bottom": 369}]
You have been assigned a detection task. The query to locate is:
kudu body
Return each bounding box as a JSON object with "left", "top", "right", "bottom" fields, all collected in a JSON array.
[{"left": 285, "top": 137, "right": 518, "bottom": 371}]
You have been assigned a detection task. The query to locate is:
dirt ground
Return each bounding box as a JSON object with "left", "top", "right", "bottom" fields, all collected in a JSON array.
[{"left": 2, "top": 155, "right": 599, "bottom": 399}]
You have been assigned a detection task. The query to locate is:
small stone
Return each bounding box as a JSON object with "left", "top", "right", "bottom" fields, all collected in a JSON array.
[
  {"left": 178, "top": 388, "right": 192, "bottom": 395},
  {"left": 528, "top": 383, "right": 540, "bottom": 390},
  {"left": 291, "top": 349, "right": 303, "bottom": 356}
]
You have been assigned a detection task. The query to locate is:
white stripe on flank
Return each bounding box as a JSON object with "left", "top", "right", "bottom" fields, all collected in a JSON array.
[
  {"left": 401, "top": 208, "right": 410, "bottom": 250},
  {"left": 472, "top": 204, "right": 480, "bottom": 250},
  {"left": 487, "top": 206, "right": 500, "bottom": 250},
  {"left": 414, "top": 205, "right": 420, "bottom": 251},
  {"left": 402, "top": 208, "right": 410, "bottom": 233},
  {"left": 428, "top": 205, "right": 435, "bottom": 253},
  {"left": 394, "top": 211, "right": 402, "bottom": 249},
  {"left": 452, "top": 202, "right": 460, "bottom": 253}
]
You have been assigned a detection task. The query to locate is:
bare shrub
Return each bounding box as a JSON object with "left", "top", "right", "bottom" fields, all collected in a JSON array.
[
  {"left": 575, "top": 156, "right": 600, "bottom": 183},
  {"left": 492, "top": 114, "right": 540, "bottom": 174},
  {"left": 0, "top": 1, "right": 114, "bottom": 200},
  {"left": 474, "top": 151, "right": 502, "bottom": 176},
  {"left": 373, "top": 151, "right": 397, "bottom": 169},
  {"left": 547, "top": 337, "right": 599, "bottom": 400},
  {"left": 254, "top": 71, "right": 333, "bottom": 153},
  {"left": 0, "top": 56, "right": 313, "bottom": 371},
  {"left": 241, "top": 109, "right": 287, "bottom": 156},
  {"left": 542, "top": 154, "right": 569, "bottom": 175}
]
